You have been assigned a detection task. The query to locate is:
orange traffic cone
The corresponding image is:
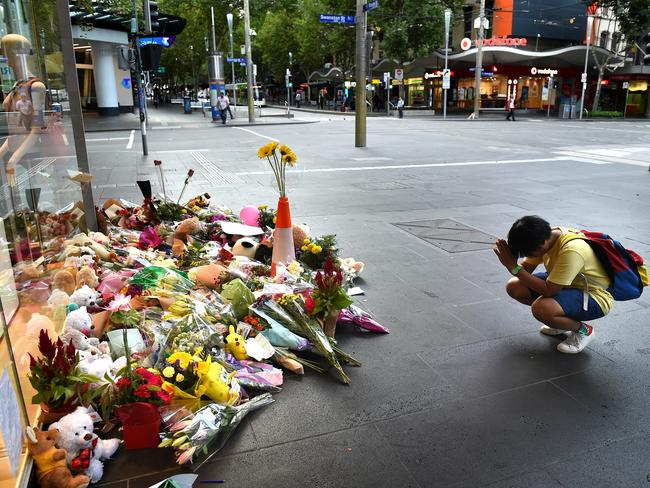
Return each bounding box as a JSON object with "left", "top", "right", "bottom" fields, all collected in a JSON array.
[{"left": 271, "top": 196, "right": 295, "bottom": 276}]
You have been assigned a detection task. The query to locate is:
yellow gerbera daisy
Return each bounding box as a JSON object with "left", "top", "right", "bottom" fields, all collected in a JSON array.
[
  {"left": 166, "top": 351, "right": 193, "bottom": 369},
  {"left": 279, "top": 144, "right": 292, "bottom": 156},
  {"left": 282, "top": 152, "right": 298, "bottom": 166}
]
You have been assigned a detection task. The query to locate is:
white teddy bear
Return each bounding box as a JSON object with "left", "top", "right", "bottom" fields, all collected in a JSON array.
[
  {"left": 78, "top": 343, "right": 126, "bottom": 381},
  {"left": 48, "top": 288, "right": 71, "bottom": 307},
  {"left": 61, "top": 307, "right": 99, "bottom": 351},
  {"left": 70, "top": 286, "right": 99, "bottom": 309},
  {"left": 49, "top": 406, "right": 120, "bottom": 483}
]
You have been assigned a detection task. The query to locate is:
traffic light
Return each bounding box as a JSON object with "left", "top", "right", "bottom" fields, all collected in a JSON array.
[
  {"left": 285, "top": 68, "right": 291, "bottom": 88},
  {"left": 144, "top": 0, "right": 159, "bottom": 34},
  {"left": 644, "top": 31, "right": 650, "bottom": 65}
]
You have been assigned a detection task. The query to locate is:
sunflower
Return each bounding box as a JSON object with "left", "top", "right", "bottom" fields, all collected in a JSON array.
[{"left": 282, "top": 152, "right": 298, "bottom": 166}]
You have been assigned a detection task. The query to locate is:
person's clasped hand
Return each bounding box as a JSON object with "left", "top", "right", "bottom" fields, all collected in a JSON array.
[{"left": 493, "top": 239, "right": 517, "bottom": 270}]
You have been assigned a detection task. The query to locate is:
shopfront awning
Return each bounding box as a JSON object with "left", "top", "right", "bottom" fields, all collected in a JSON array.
[{"left": 403, "top": 45, "right": 623, "bottom": 77}]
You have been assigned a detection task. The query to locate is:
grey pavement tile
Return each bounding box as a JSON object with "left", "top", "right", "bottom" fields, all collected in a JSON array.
[
  {"left": 249, "top": 352, "right": 455, "bottom": 447},
  {"left": 99, "top": 445, "right": 178, "bottom": 484},
  {"left": 482, "top": 470, "right": 562, "bottom": 488},
  {"left": 548, "top": 433, "right": 650, "bottom": 488},
  {"left": 376, "top": 382, "right": 620, "bottom": 488},
  {"left": 419, "top": 332, "right": 610, "bottom": 399},
  {"left": 446, "top": 298, "right": 540, "bottom": 340},
  {"left": 198, "top": 424, "right": 420, "bottom": 488},
  {"left": 551, "top": 364, "right": 650, "bottom": 434}
]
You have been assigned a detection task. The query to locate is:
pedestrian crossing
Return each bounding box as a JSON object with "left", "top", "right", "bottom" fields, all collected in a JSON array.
[{"left": 190, "top": 151, "right": 242, "bottom": 185}]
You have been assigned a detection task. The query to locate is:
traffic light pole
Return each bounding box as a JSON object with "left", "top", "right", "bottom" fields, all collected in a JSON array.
[
  {"left": 472, "top": 0, "right": 485, "bottom": 119},
  {"left": 132, "top": 0, "right": 148, "bottom": 155}
]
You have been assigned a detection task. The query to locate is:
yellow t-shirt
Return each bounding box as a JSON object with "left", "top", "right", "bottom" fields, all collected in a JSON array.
[{"left": 522, "top": 227, "right": 613, "bottom": 315}]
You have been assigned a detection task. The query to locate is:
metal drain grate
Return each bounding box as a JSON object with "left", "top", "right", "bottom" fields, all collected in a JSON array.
[{"left": 393, "top": 218, "right": 496, "bottom": 253}]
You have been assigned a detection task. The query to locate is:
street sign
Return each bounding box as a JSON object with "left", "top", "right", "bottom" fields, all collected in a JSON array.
[
  {"left": 319, "top": 14, "right": 356, "bottom": 24},
  {"left": 623, "top": 81, "right": 629, "bottom": 89},
  {"left": 383, "top": 71, "right": 390, "bottom": 84},
  {"left": 442, "top": 69, "right": 451, "bottom": 89},
  {"left": 394, "top": 68, "right": 403, "bottom": 81},
  {"left": 227, "top": 57, "right": 246, "bottom": 63},
  {"left": 138, "top": 36, "right": 175, "bottom": 48},
  {"left": 363, "top": 0, "right": 379, "bottom": 12},
  {"left": 581, "top": 73, "right": 587, "bottom": 83}
]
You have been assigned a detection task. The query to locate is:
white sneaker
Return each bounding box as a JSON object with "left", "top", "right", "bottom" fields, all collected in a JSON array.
[
  {"left": 557, "top": 330, "right": 595, "bottom": 354},
  {"left": 539, "top": 325, "right": 569, "bottom": 336}
]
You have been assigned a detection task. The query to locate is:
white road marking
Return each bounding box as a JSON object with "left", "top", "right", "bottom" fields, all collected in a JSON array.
[
  {"left": 352, "top": 156, "right": 393, "bottom": 161},
  {"left": 191, "top": 151, "right": 241, "bottom": 184},
  {"left": 62, "top": 134, "right": 69, "bottom": 146},
  {"left": 554, "top": 150, "right": 647, "bottom": 167},
  {"left": 149, "top": 149, "right": 209, "bottom": 153},
  {"left": 231, "top": 127, "right": 279, "bottom": 141},
  {"left": 235, "top": 156, "right": 577, "bottom": 176},
  {"left": 126, "top": 130, "right": 135, "bottom": 149},
  {"left": 151, "top": 125, "right": 182, "bottom": 130},
  {"left": 87, "top": 137, "right": 130, "bottom": 142}
]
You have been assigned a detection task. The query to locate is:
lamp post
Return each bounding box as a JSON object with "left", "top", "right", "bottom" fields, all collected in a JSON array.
[
  {"left": 226, "top": 12, "right": 237, "bottom": 114},
  {"left": 443, "top": 8, "right": 451, "bottom": 119},
  {"left": 472, "top": 0, "right": 486, "bottom": 119},
  {"left": 579, "top": 14, "right": 594, "bottom": 120}
]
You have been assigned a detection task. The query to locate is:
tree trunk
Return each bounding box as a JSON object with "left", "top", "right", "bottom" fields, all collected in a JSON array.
[{"left": 591, "top": 65, "right": 606, "bottom": 111}]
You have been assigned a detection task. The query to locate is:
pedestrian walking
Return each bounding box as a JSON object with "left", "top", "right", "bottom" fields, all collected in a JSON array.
[
  {"left": 295, "top": 91, "right": 302, "bottom": 108},
  {"left": 494, "top": 216, "right": 630, "bottom": 354},
  {"left": 318, "top": 90, "right": 325, "bottom": 110},
  {"left": 217, "top": 92, "right": 229, "bottom": 125},
  {"left": 505, "top": 97, "right": 516, "bottom": 121},
  {"left": 397, "top": 97, "right": 404, "bottom": 118}
]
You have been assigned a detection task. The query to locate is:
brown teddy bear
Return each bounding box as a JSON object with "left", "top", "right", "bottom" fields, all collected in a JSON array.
[
  {"left": 25, "top": 426, "right": 90, "bottom": 488},
  {"left": 52, "top": 269, "right": 76, "bottom": 296},
  {"left": 75, "top": 267, "right": 99, "bottom": 290},
  {"left": 172, "top": 217, "right": 200, "bottom": 257}
]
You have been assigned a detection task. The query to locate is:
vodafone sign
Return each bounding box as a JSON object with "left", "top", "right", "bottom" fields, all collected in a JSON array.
[{"left": 461, "top": 36, "right": 528, "bottom": 50}]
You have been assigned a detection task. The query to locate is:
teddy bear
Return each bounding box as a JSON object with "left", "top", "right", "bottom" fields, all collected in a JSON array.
[
  {"left": 53, "top": 269, "right": 76, "bottom": 296},
  {"left": 61, "top": 307, "right": 99, "bottom": 351},
  {"left": 16, "top": 313, "right": 57, "bottom": 366},
  {"left": 75, "top": 267, "right": 99, "bottom": 290},
  {"left": 48, "top": 289, "right": 71, "bottom": 307},
  {"left": 78, "top": 343, "right": 126, "bottom": 382},
  {"left": 292, "top": 224, "right": 310, "bottom": 250},
  {"left": 49, "top": 407, "right": 120, "bottom": 484},
  {"left": 63, "top": 233, "right": 112, "bottom": 262},
  {"left": 70, "top": 286, "right": 100, "bottom": 309},
  {"left": 25, "top": 426, "right": 90, "bottom": 488},
  {"left": 187, "top": 263, "right": 229, "bottom": 289},
  {"left": 171, "top": 217, "right": 200, "bottom": 257}
]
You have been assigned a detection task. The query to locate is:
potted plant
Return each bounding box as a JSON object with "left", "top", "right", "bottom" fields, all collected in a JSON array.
[{"left": 27, "top": 329, "right": 99, "bottom": 424}]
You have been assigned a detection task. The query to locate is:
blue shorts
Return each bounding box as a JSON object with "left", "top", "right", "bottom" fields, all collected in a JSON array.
[{"left": 529, "top": 272, "right": 605, "bottom": 322}]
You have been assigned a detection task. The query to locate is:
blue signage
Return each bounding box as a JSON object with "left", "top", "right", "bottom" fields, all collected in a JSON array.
[
  {"left": 319, "top": 14, "right": 356, "bottom": 24},
  {"left": 121, "top": 78, "right": 131, "bottom": 89},
  {"left": 227, "top": 57, "right": 247, "bottom": 63},
  {"left": 363, "top": 0, "right": 379, "bottom": 12},
  {"left": 138, "top": 36, "right": 176, "bottom": 48}
]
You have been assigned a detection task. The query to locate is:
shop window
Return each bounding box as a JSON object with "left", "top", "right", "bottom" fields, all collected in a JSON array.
[
  {"left": 0, "top": 0, "right": 92, "bottom": 485},
  {"left": 611, "top": 32, "right": 621, "bottom": 53},
  {"left": 599, "top": 31, "right": 610, "bottom": 49}
]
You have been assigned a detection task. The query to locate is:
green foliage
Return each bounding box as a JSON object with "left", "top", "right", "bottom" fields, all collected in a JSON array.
[
  {"left": 595, "top": 0, "right": 650, "bottom": 38},
  {"left": 589, "top": 110, "right": 623, "bottom": 118}
]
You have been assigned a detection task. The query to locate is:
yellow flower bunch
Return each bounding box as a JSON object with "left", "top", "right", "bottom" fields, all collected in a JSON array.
[
  {"left": 166, "top": 351, "right": 193, "bottom": 369},
  {"left": 256, "top": 142, "right": 298, "bottom": 196},
  {"left": 277, "top": 293, "right": 300, "bottom": 306},
  {"left": 301, "top": 239, "right": 322, "bottom": 254}
]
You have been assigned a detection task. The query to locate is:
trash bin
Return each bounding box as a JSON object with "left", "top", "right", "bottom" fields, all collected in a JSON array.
[{"left": 183, "top": 96, "right": 192, "bottom": 114}]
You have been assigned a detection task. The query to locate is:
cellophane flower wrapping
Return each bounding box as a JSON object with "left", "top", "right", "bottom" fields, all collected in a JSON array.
[
  {"left": 158, "top": 393, "right": 274, "bottom": 468},
  {"left": 249, "top": 296, "right": 310, "bottom": 350},
  {"left": 337, "top": 304, "right": 390, "bottom": 334}
]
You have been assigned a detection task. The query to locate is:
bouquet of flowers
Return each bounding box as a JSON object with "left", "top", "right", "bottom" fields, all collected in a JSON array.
[
  {"left": 256, "top": 143, "right": 297, "bottom": 196},
  {"left": 158, "top": 393, "right": 274, "bottom": 466},
  {"left": 257, "top": 204, "right": 276, "bottom": 229},
  {"left": 298, "top": 234, "right": 339, "bottom": 271},
  {"left": 308, "top": 255, "right": 353, "bottom": 338}
]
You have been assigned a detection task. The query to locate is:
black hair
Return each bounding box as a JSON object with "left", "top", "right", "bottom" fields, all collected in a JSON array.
[{"left": 507, "top": 215, "right": 551, "bottom": 258}]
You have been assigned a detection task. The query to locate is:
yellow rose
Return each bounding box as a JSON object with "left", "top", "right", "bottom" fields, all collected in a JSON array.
[
  {"left": 162, "top": 366, "right": 175, "bottom": 379},
  {"left": 175, "top": 373, "right": 185, "bottom": 383}
]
